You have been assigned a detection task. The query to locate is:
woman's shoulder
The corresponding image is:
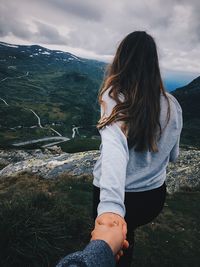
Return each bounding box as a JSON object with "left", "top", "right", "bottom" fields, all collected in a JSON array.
[
  {"left": 160, "top": 91, "right": 183, "bottom": 131},
  {"left": 161, "top": 91, "right": 182, "bottom": 113},
  {"left": 101, "top": 87, "right": 125, "bottom": 116}
]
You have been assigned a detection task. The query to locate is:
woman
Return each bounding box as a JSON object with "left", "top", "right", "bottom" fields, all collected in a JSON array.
[{"left": 92, "top": 31, "right": 183, "bottom": 267}]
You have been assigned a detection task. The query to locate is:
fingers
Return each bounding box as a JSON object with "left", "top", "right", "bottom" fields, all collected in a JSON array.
[
  {"left": 122, "top": 239, "right": 129, "bottom": 249},
  {"left": 115, "top": 249, "right": 124, "bottom": 262},
  {"left": 118, "top": 250, "right": 124, "bottom": 257},
  {"left": 115, "top": 254, "right": 120, "bottom": 262},
  {"left": 95, "top": 213, "right": 127, "bottom": 228},
  {"left": 115, "top": 241, "right": 128, "bottom": 262},
  {"left": 95, "top": 220, "right": 120, "bottom": 229}
]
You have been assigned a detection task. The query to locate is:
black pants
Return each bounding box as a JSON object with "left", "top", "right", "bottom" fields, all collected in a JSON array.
[{"left": 92, "top": 182, "right": 166, "bottom": 267}]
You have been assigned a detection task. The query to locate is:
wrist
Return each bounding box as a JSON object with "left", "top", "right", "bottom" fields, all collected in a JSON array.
[{"left": 98, "top": 212, "right": 125, "bottom": 220}]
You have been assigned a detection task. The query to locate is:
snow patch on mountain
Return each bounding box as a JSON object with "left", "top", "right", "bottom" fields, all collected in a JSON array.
[
  {"left": 0, "top": 42, "right": 19, "bottom": 48},
  {"left": 40, "top": 51, "right": 51, "bottom": 55}
]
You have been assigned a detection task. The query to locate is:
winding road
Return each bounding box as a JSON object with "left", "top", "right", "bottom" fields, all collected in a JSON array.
[
  {"left": 0, "top": 71, "right": 29, "bottom": 82},
  {"left": 0, "top": 71, "right": 83, "bottom": 146},
  {"left": 0, "top": 97, "right": 9, "bottom": 106}
]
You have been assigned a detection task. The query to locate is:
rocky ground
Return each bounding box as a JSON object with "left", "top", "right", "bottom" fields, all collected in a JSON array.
[{"left": 0, "top": 146, "right": 199, "bottom": 194}]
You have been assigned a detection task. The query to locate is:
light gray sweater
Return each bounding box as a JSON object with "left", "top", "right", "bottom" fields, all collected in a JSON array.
[{"left": 92, "top": 88, "right": 183, "bottom": 218}]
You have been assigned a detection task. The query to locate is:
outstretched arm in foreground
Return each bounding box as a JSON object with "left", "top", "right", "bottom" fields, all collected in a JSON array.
[{"left": 55, "top": 220, "right": 129, "bottom": 267}]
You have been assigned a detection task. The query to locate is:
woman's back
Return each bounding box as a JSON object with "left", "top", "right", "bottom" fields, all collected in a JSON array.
[
  {"left": 126, "top": 91, "right": 182, "bottom": 191},
  {"left": 93, "top": 87, "right": 183, "bottom": 193}
]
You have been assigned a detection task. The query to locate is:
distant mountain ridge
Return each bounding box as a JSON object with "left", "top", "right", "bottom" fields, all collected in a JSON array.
[
  {"left": 0, "top": 41, "right": 105, "bottom": 79},
  {"left": 172, "top": 76, "right": 200, "bottom": 147},
  {"left": 173, "top": 75, "right": 200, "bottom": 94}
]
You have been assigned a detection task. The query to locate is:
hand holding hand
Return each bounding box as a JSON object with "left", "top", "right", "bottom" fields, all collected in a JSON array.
[
  {"left": 95, "top": 212, "right": 127, "bottom": 239},
  {"left": 91, "top": 212, "right": 129, "bottom": 261},
  {"left": 91, "top": 219, "right": 129, "bottom": 256}
]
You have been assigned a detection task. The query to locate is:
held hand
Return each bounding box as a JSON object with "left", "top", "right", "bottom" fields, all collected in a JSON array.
[
  {"left": 91, "top": 220, "right": 129, "bottom": 256},
  {"left": 95, "top": 212, "right": 127, "bottom": 239}
]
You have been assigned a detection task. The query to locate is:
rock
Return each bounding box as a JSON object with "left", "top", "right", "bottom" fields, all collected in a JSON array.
[
  {"left": 0, "top": 148, "right": 199, "bottom": 193},
  {"left": 166, "top": 149, "right": 200, "bottom": 193},
  {"left": 0, "top": 148, "right": 53, "bottom": 166},
  {"left": 0, "top": 148, "right": 98, "bottom": 179},
  {"left": 44, "top": 145, "right": 63, "bottom": 154}
]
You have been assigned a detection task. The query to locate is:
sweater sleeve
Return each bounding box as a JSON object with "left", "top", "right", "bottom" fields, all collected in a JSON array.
[
  {"left": 169, "top": 134, "right": 180, "bottom": 162},
  {"left": 97, "top": 90, "right": 129, "bottom": 218},
  {"left": 55, "top": 240, "right": 115, "bottom": 267},
  {"left": 169, "top": 94, "right": 183, "bottom": 163}
]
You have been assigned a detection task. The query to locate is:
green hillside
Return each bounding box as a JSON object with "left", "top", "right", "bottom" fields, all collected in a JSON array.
[
  {"left": 0, "top": 42, "right": 106, "bottom": 148},
  {"left": 172, "top": 76, "right": 200, "bottom": 148}
]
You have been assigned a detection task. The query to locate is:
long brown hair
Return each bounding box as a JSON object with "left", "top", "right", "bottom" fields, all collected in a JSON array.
[{"left": 96, "top": 31, "right": 170, "bottom": 152}]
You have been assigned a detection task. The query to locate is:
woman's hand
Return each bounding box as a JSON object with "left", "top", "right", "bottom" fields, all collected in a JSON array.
[
  {"left": 92, "top": 212, "right": 129, "bottom": 261},
  {"left": 91, "top": 217, "right": 129, "bottom": 257},
  {"left": 95, "top": 212, "right": 127, "bottom": 239}
]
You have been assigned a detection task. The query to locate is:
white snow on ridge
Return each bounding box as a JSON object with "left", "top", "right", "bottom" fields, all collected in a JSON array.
[
  {"left": 0, "top": 42, "right": 85, "bottom": 63},
  {"left": 40, "top": 51, "right": 51, "bottom": 55},
  {"left": 71, "top": 55, "right": 81, "bottom": 60},
  {"left": 0, "top": 43, "right": 19, "bottom": 48}
]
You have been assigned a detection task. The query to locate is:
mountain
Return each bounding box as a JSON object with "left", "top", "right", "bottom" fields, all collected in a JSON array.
[
  {"left": 0, "top": 41, "right": 199, "bottom": 150},
  {"left": 171, "top": 76, "right": 200, "bottom": 148},
  {"left": 162, "top": 69, "right": 198, "bottom": 92},
  {"left": 0, "top": 42, "right": 106, "bottom": 148}
]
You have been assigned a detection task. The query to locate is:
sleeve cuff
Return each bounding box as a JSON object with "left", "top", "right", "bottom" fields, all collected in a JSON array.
[
  {"left": 84, "top": 240, "right": 115, "bottom": 267},
  {"left": 97, "top": 201, "right": 125, "bottom": 218},
  {"left": 55, "top": 240, "right": 115, "bottom": 267}
]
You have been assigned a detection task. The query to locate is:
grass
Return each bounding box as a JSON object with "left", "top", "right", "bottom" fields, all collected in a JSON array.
[
  {"left": 0, "top": 173, "right": 94, "bottom": 267},
  {"left": 0, "top": 173, "right": 199, "bottom": 267},
  {"left": 59, "top": 137, "right": 101, "bottom": 153},
  {"left": 132, "top": 191, "right": 200, "bottom": 266}
]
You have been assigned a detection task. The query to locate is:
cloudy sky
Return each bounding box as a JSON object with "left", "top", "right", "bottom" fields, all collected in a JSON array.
[{"left": 0, "top": 0, "right": 199, "bottom": 77}]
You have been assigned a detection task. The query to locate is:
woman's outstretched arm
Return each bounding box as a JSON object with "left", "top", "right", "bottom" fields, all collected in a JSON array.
[
  {"left": 97, "top": 122, "right": 129, "bottom": 218},
  {"left": 97, "top": 89, "right": 129, "bottom": 218}
]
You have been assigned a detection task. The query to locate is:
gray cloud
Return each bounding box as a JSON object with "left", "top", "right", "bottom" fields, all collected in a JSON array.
[
  {"left": 0, "top": 1, "right": 31, "bottom": 39},
  {"left": 46, "top": 0, "right": 103, "bottom": 21},
  {"left": 33, "top": 21, "right": 68, "bottom": 45},
  {"left": 0, "top": 0, "right": 200, "bottom": 73}
]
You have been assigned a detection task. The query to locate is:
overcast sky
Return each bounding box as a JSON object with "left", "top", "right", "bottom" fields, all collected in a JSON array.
[{"left": 0, "top": 0, "right": 199, "bottom": 76}]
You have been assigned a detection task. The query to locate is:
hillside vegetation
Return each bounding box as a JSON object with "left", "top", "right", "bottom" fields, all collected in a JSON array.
[
  {"left": 0, "top": 42, "right": 105, "bottom": 146},
  {"left": 0, "top": 172, "right": 199, "bottom": 267},
  {"left": 172, "top": 76, "right": 200, "bottom": 148}
]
